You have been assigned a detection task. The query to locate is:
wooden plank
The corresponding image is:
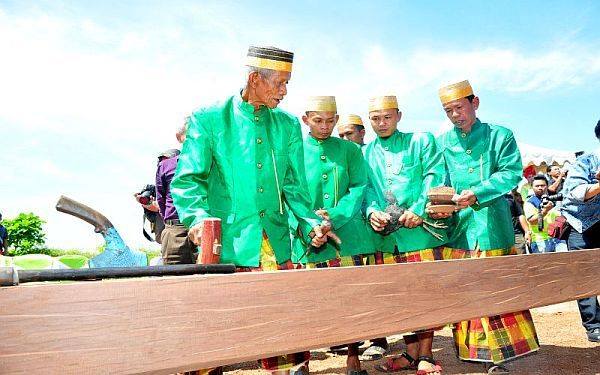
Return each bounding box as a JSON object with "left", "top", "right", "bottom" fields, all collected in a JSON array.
[{"left": 1, "top": 249, "right": 599, "bottom": 375}]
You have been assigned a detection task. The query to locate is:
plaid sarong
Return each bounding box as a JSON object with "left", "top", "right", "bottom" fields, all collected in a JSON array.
[
  {"left": 449, "top": 247, "right": 540, "bottom": 364},
  {"left": 234, "top": 232, "right": 309, "bottom": 371},
  {"left": 307, "top": 254, "right": 365, "bottom": 268}
]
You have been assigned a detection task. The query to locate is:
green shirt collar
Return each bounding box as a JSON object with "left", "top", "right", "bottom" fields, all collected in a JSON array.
[
  {"left": 234, "top": 91, "right": 269, "bottom": 116},
  {"left": 307, "top": 135, "right": 332, "bottom": 146},
  {"left": 378, "top": 130, "right": 401, "bottom": 146}
]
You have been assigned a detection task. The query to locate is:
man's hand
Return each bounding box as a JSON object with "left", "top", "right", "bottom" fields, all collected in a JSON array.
[
  {"left": 425, "top": 202, "right": 453, "bottom": 220},
  {"left": 369, "top": 211, "right": 391, "bottom": 232},
  {"left": 453, "top": 190, "right": 477, "bottom": 209},
  {"left": 524, "top": 231, "right": 532, "bottom": 244},
  {"left": 134, "top": 193, "right": 159, "bottom": 212},
  {"left": 398, "top": 210, "right": 423, "bottom": 229},
  {"left": 315, "top": 209, "right": 329, "bottom": 220},
  {"left": 310, "top": 223, "right": 341, "bottom": 247},
  {"left": 188, "top": 222, "right": 204, "bottom": 246},
  {"left": 542, "top": 201, "right": 554, "bottom": 215}
]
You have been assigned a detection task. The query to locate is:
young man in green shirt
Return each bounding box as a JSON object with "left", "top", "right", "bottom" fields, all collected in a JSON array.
[
  {"left": 292, "top": 96, "right": 371, "bottom": 375},
  {"left": 365, "top": 96, "right": 446, "bottom": 375},
  {"left": 435, "top": 80, "right": 539, "bottom": 373},
  {"left": 172, "top": 46, "right": 328, "bottom": 375}
]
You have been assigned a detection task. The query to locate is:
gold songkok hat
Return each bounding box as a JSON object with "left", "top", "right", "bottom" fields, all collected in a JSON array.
[
  {"left": 338, "top": 114, "right": 363, "bottom": 127},
  {"left": 438, "top": 80, "right": 474, "bottom": 104},
  {"left": 246, "top": 46, "right": 294, "bottom": 73},
  {"left": 368, "top": 96, "right": 398, "bottom": 112},
  {"left": 305, "top": 96, "right": 337, "bottom": 112}
]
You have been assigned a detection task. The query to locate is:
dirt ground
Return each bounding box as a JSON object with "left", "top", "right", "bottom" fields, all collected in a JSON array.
[{"left": 223, "top": 301, "right": 600, "bottom": 375}]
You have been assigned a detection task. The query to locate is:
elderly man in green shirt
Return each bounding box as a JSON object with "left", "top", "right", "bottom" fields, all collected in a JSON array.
[
  {"left": 435, "top": 80, "right": 539, "bottom": 374},
  {"left": 364, "top": 96, "right": 446, "bottom": 375},
  {"left": 171, "top": 46, "right": 327, "bottom": 375}
]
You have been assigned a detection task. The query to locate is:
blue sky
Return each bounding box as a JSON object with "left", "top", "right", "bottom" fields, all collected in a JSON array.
[{"left": 1, "top": 1, "right": 598, "bottom": 250}]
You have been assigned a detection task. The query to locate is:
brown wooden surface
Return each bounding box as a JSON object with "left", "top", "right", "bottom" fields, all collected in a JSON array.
[{"left": 1, "top": 249, "right": 599, "bottom": 374}]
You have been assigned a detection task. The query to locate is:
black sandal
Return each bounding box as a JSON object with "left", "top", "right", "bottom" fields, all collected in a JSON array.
[{"left": 374, "top": 352, "right": 417, "bottom": 373}]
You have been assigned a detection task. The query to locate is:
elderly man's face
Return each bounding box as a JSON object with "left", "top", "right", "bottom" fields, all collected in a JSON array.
[
  {"left": 303, "top": 111, "right": 338, "bottom": 140},
  {"left": 338, "top": 124, "right": 365, "bottom": 145},
  {"left": 369, "top": 109, "right": 400, "bottom": 138},
  {"left": 254, "top": 70, "right": 291, "bottom": 109},
  {"left": 443, "top": 96, "right": 479, "bottom": 131}
]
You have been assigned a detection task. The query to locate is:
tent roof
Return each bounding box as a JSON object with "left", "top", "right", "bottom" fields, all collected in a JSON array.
[{"left": 518, "top": 142, "right": 575, "bottom": 167}]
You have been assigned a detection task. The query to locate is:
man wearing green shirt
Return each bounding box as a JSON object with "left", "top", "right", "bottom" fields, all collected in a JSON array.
[
  {"left": 436, "top": 80, "right": 539, "bottom": 373},
  {"left": 291, "top": 96, "right": 370, "bottom": 375},
  {"left": 171, "top": 46, "right": 326, "bottom": 375},
  {"left": 337, "top": 114, "right": 367, "bottom": 147},
  {"left": 365, "top": 96, "right": 446, "bottom": 375}
]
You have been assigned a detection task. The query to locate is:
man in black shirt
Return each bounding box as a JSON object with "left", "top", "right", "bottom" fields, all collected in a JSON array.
[{"left": 506, "top": 190, "right": 530, "bottom": 253}]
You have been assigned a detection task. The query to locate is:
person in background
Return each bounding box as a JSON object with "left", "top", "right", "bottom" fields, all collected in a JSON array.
[
  {"left": 0, "top": 213, "right": 8, "bottom": 255},
  {"left": 561, "top": 120, "right": 600, "bottom": 343},
  {"left": 337, "top": 114, "right": 367, "bottom": 147},
  {"left": 156, "top": 120, "right": 195, "bottom": 264},
  {"left": 523, "top": 175, "right": 568, "bottom": 253},
  {"left": 546, "top": 164, "right": 566, "bottom": 195},
  {"left": 506, "top": 189, "right": 530, "bottom": 253}
]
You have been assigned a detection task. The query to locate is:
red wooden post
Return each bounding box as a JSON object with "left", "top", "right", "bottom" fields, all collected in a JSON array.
[{"left": 199, "top": 218, "right": 222, "bottom": 265}]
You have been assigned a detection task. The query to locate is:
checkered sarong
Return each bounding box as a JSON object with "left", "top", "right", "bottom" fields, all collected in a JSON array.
[
  {"left": 307, "top": 254, "right": 365, "bottom": 268},
  {"left": 236, "top": 232, "right": 309, "bottom": 371},
  {"left": 449, "top": 247, "right": 540, "bottom": 364}
]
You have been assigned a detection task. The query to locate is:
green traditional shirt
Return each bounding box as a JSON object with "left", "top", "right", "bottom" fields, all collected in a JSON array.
[
  {"left": 436, "top": 119, "right": 523, "bottom": 250},
  {"left": 291, "top": 136, "right": 372, "bottom": 263},
  {"left": 364, "top": 130, "right": 447, "bottom": 252},
  {"left": 171, "top": 94, "right": 320, "bottom": 267}
]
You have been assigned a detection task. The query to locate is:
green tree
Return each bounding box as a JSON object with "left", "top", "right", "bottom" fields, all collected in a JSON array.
[{"left": 3, "top": 213, "right": 46, "bottom": 255}]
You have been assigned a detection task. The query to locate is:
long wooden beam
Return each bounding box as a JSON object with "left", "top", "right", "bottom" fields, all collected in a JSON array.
[{"left": 1, "top": 249, "right": 599, "bottom": 374}]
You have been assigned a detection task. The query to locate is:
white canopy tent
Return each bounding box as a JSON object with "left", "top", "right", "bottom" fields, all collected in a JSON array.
[{"left": 518, "top": 142, "right": 576, "bottom": 168}]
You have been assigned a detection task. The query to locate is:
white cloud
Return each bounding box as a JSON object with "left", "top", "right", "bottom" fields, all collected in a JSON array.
[{"left": 1, "top": 6, "right": 598, "bottom": 250}]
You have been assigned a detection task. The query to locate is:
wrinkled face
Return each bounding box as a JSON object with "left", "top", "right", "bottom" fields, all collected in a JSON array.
[
  {"left": 302, "top": 111, "right": 338, "bottom": 140},
  {"left": 442, "top": 96, "right": 479, "bottom": 131},
  {"left": 338, "top": 123, "right": 365, "bottom": 145},
  {"left": 369, "top": 108, "right": 400, "bottom": 138},
  {"left": 253, "top": 70, "right": 291, "bottom": 109},
  {"left": 532, "top": 179, "right": 548, "bottom": 196},
  {"left": 548, "top": 165, "right": 561, "bottom": 178}
]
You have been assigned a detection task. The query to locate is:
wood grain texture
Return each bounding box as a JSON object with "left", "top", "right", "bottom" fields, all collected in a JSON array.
[{"left": 1, "top": 249, "right": 599, "bottom": 374}]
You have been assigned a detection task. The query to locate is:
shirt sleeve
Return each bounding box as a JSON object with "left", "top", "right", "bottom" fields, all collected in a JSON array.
[
  {"left": 282, "top": 119, "right": 321, "bottom": 240},
  {"left": 155, "top": 162, "right": 167, "bottom": 218},
  {"left": 563, "top": 157, "right": 596, "bottom": 203},
  {"left": 471, "top": 132, "right": 523, "bottom": 208},
  {"left": 171, "top": 111, "right": 213, "bottom": 228},
  {"left": 409, "top": 133, "right": 445, "bottom": 217},
  {"left": 327, "top": 144, "right": 368, "bottom": 230},
  {"left": 524, "top": 201, "right": 537, "bottom": 220}
]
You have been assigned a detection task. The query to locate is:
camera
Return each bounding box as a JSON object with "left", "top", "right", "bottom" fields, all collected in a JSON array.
[
  {"left": 537, "top": 193, "right": 564, "bottom": 231},
  {"left": 138, "top": 184, "right": 156, "bottom": 205},
  {"left": 540, "top": 193, "right": 563, "bottom": 207}
]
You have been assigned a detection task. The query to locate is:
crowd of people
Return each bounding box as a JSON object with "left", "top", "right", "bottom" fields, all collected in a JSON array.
[{"left": 138, "top": 45, "right": 599, "bottom": 375}]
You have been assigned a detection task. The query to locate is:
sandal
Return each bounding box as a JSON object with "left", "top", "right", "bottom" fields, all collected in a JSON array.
[
  {"left": 486, "top": 364, "right": 509, "bottom": 374},
  {"left": 374, "top": 352, "right": 417, "bottom": 373},
  {"left": 416, "top": 356, "right": 442, "bottom": 375},
  {"left": 347, "top": 370, "right": 368, "bottom": 375},
  {"left": 360, "top": 345, "right": 387, "bottom": 361}
]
